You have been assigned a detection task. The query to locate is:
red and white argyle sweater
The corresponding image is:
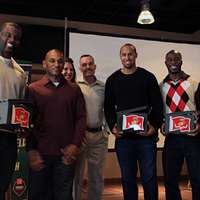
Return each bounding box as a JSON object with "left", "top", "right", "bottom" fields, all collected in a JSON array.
[{"left": 160, "top": 75, "right": 198, "bottom": 114}]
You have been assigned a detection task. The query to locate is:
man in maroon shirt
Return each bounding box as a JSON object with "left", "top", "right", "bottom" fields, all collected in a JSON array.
[{"left": 27, "top": 49, "right": 86, "bottom": 200}]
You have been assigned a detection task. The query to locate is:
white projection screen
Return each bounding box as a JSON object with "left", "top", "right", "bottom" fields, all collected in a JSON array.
[{"left": 69, "top": 32, "right": 200, "bottom": 149}]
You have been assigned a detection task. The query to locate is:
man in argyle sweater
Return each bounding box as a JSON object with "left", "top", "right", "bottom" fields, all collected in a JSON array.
[{"left": 160, "top": 50, "right": 200, "bottom": 200}]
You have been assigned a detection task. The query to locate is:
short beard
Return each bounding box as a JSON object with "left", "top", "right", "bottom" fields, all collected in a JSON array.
[{"left": 170, "top": 70, "right": 179, "bottom": 74}]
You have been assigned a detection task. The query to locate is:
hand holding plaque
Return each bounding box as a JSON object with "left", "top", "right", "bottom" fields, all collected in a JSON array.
[
  {"left": 0, "top": 99, "right": 33, "bottom": 136},
  {"left": 164, "top": 111, "right": 197, "bottom": 135},
  {"left": 117, "top": 106, "right": 148, "bottom": 135}
]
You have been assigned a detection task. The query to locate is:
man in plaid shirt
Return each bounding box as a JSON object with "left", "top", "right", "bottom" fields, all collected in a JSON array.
[{"left": 160, "top": 50, "right": 200, "bottom": 200}]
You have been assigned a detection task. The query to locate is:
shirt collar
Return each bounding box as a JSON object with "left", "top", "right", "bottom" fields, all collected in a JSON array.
[
  {"left": 163, "top": 71, "right": 190, "bottom": 83},
  {"left": 78, "top": 75, "right": 102, "bottom": 86},
  {"left": 40, "top": 74, "right": 67, "bottom": 87},
  {"left": 0, "top": 56, "right": 13, "bottom": 67}
]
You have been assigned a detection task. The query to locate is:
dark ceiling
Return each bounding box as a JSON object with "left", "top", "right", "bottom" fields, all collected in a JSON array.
[{"left": 1, "top": 0, "right": 200, "bottom": 34}]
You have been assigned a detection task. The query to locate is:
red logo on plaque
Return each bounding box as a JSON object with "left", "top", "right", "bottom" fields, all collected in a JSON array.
[
  {"left": 13, "top": 178, "right": 26, "bottom": 197},
  {"left": 13, "top": 107, "right": 30, "bottom": 128},
  {"left": 171, "top": 116, "right": 190, "bottom": 132},
  {"left": 124, "top": 115, "right": 144, "bottom": 130}
]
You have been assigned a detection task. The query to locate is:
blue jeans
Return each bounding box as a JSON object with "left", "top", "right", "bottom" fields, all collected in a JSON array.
[
  {"left": 163, "top": 136, "right": 200, "bottom": 200},
  {"left": 115, "top": 138, "right": 158, "bottom": 200},
  {"left": 28, "top": 155, "right": 75, "bottom": 200}
]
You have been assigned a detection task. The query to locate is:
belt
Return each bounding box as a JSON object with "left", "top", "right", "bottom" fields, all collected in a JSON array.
[{"left": 86, "top": 127, "right": 102, "bottom": 133}]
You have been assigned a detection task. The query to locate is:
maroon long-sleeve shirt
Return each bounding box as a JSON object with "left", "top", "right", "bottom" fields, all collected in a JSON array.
[{"left": 27, "top": 75, "right": 86, "bottom": 155}]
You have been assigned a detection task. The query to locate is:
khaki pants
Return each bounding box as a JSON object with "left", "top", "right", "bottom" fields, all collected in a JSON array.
[{"left": 74, "top": 130, "right": 108, "bottom": 200}]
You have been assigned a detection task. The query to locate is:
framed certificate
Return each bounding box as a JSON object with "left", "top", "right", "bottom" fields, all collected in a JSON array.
[
  {"left": 165, "top": 111, "right": 196, "bottom": 134},
  {"left": 117, "top": 106, "right": 148, "bottom": 134},
  {"left": 0, "top": 99, "right": 33, "bottom": 130}
]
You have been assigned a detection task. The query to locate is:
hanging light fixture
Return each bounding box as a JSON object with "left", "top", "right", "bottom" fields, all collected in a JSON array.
[{"left": 137, "top": 0, "right": 155, "bottom": 24}]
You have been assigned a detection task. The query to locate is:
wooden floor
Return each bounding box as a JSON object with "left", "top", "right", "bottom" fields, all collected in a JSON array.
[
  {"left": 82, "top": 180, "right": 192, "bottom": 200},
  {"left": 6, "top": 179, "right": 192, "bottom": 200}
]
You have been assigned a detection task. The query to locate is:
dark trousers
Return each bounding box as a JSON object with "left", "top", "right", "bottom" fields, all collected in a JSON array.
[
  {"left": 28, "top": 155, "right": 75, "bottom": 200},
  {"left": 115, "top": 138, "right": 158, "bottom": 200},
  {"left": 0, "top": 133, "right": 17, "bottom": 200},
  {"left": 163, "top": 136, "right": 200, "bottom": 200}
]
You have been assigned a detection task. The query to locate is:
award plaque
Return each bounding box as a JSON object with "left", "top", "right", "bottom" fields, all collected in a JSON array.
[
  {"left": 0, "top": 99, "right": 33, "bottom": 132},
  {"left": 117, "top": 106, "right": 148, "bottom": 134},
  {"left": 165, "top": 111, "right": 196, "bottom": 134}
]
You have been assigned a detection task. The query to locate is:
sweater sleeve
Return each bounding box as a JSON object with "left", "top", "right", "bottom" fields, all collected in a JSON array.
[
  {"left": 104, "top": 76, "right": 117, "bottom": 132},
  {"left": 195, "top": 82, "right": 200, "bottom": 122},
  {"left": 195, "top": 82, "right": 200, "bottom": 110},
  {"left": 147, "top": 74, "right": 164, "bottom": 130}
]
